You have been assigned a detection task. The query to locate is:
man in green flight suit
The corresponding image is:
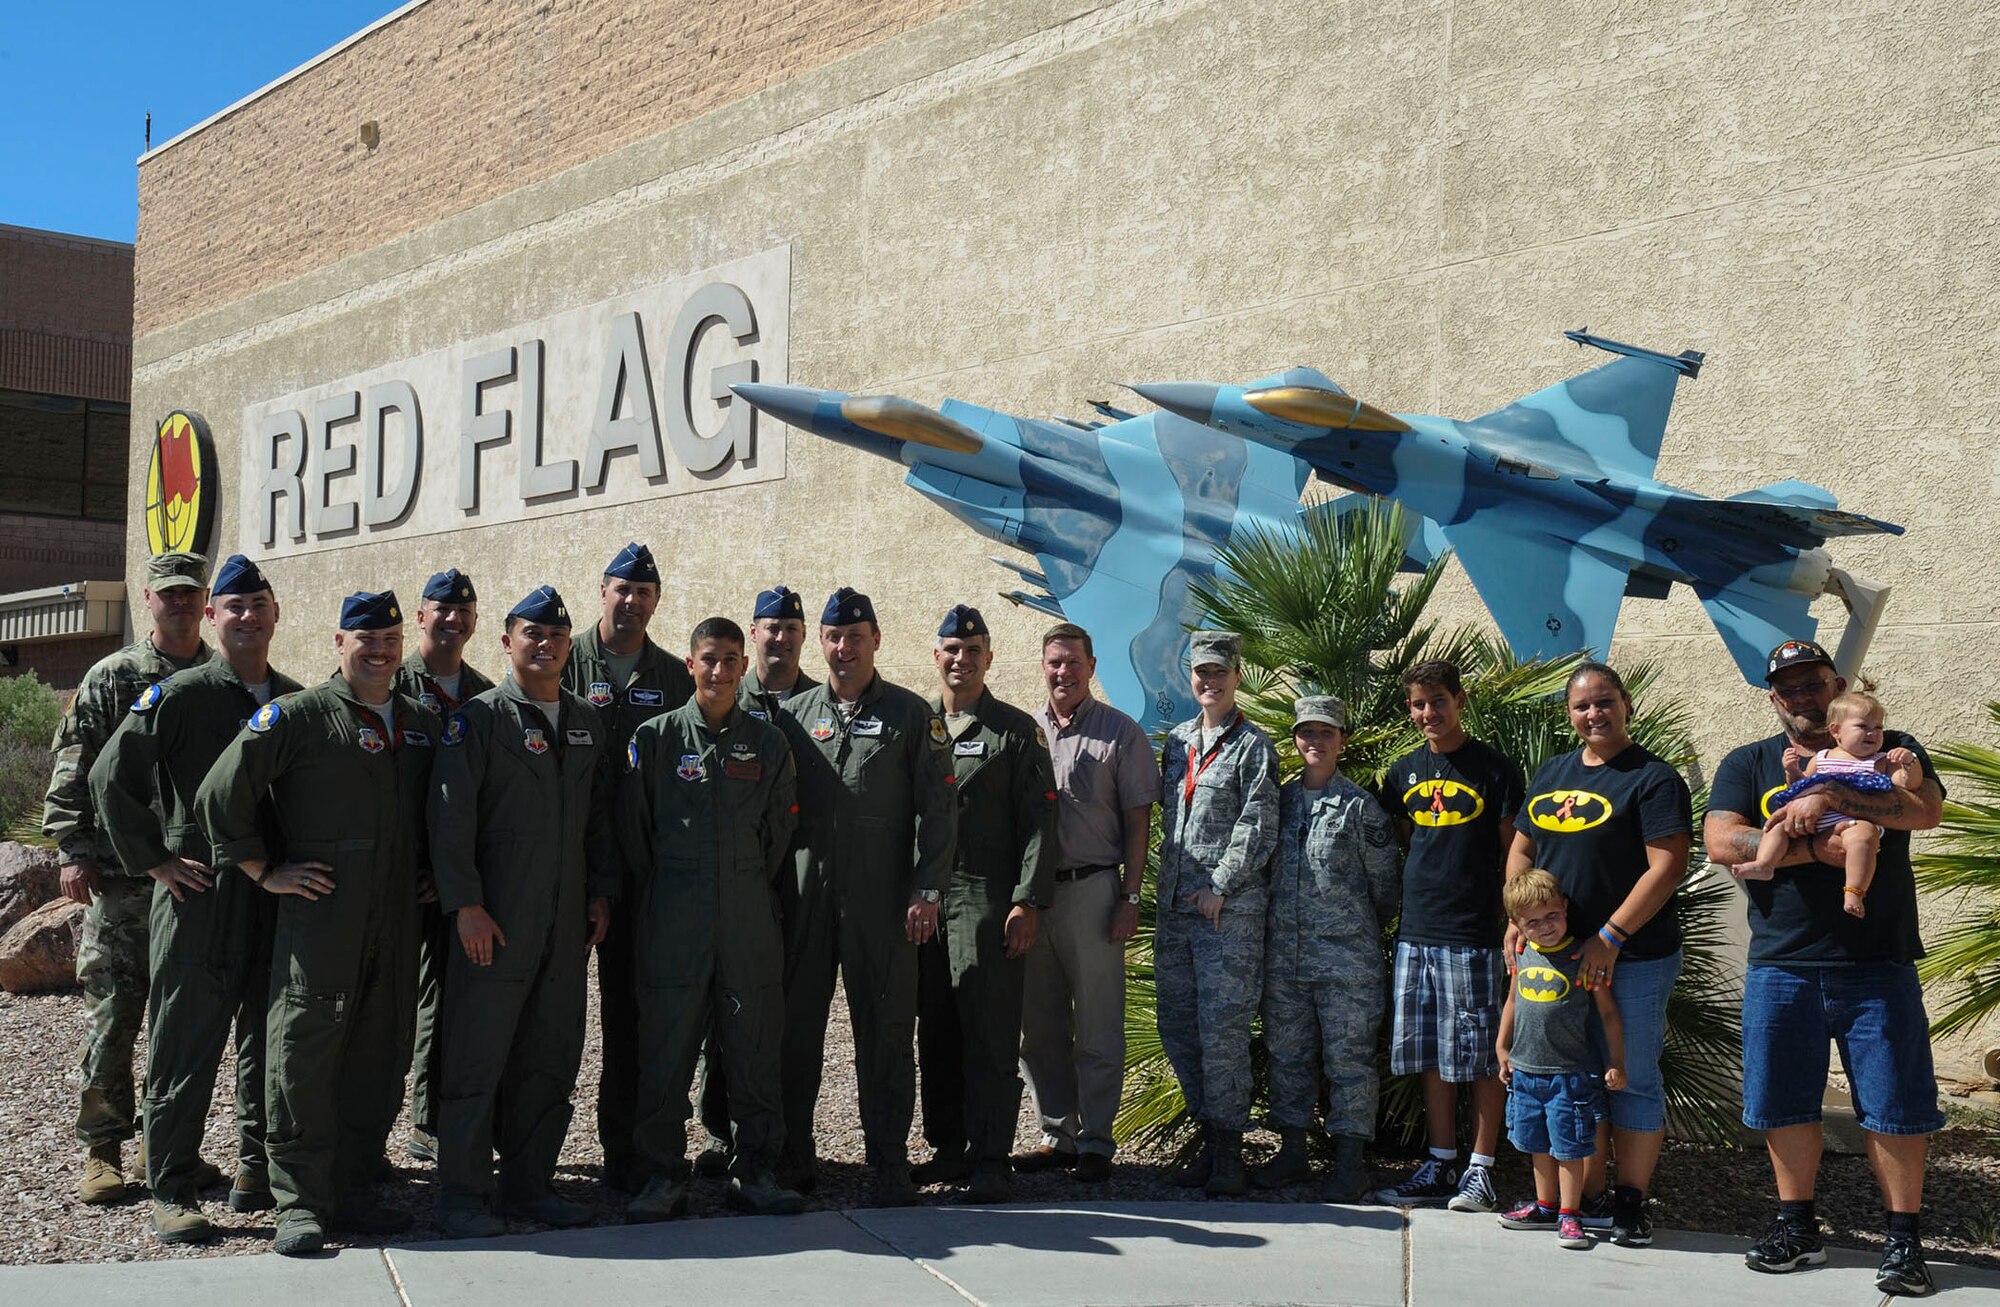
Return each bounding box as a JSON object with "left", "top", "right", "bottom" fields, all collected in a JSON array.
[
  {"left": 395, "top": 567, "right": 496, "bottom": 1164},
  {"left": 621, "top": 616, "right": 805, "bottom": 1222},
  {"left": 195, "top": 590, "right": 440, "bottom": 1256},
  {"left": 428, "top": 585, "right": 615, "bottom": 1239},
  {"left": 914, "top": 605, "right": 1056, "bottom": 1203},
  {"left": 89, "top": 555, "right": 301, "bottom": 1242},
  {"left": 43, "top": 550, "right": 214, "bottom": 1205},
  {"left": 780, "top": 587, "right": 956, "bottom": 1206},
  {"left": 561, "top": 541, "right": 694, "bottom": 1190},
  {"left": 694, "top": 583, "right": 819, "bottom": 1176}
]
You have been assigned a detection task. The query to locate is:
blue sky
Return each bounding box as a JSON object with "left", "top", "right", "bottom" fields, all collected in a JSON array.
[{"left": 2, "top": 2, "right": 406, "bottom": 243}]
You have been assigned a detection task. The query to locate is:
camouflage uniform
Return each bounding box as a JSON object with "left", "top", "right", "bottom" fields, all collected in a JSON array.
[
  {"left": 1262, "top": 775, "right": 1401, "bottom": 1136},
  {"left": 395, "top": 651, "right": 496, "bottom": 1146},
  {"left": 89, "top": 657, "right": 302, "bottom": 1203},
  {"left": 1155, "top": 712, "right": 1279, "bottom": 1131},
  {"left": 43, "top": 634, "right": 211, "bottom": 1147}
]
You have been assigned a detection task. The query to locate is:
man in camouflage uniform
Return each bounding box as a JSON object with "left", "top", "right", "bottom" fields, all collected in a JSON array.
[
  {"left": 780, "top": 587, "right": 956, "bottom": 1206},
  {"left": 43, "top": 551, "right": 213, "bottom": 1204},
  {"left": 90, "top": 555, "right": 301, "bottom": 1241},
  {"left": 914, "top": 605, "right": 1055, "bottom": 1203},
  {"left": 561, "top": 542, "right": 693, "bottom": 1190},
  {"left": 1254, "top": 695, "right": 1401, "bottom": 1201},
  {"left": 195, "top": 590, "right": 440, "bottom": 1256},
  {"left": 620, "top": 617, "right": 803, "bottom": 1221},
  {"left": 395, "top": 567, "right": 495, "bottom": 1163},
  {"left": 1155, "top": 631, "right": 1279, "bottom": 1197}
]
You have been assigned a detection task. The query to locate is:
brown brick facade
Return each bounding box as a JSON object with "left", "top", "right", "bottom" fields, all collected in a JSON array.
[
  {"left": 0, "top": 225, "right": 134, "bottom": 402},
  {"left": 135, "top": 0, "right": 973, "bottom": 335}
]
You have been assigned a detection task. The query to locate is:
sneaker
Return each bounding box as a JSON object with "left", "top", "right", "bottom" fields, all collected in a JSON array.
[
  {"left": 1577, "top": 1188, "right": 1615, "bottom": 1231},
  {"left": 1073, "top": 1153, "right": 1112, "bottom": 1183},
  {"left": 1447, "top": 1163, "right": 1499, "bottom": 1213},
  {"left": 408, "top": 1130, "right": 439, "bottom": 1164},
  {"left": 1372, "top": 1158, "right": 1458, "bottom": 1206},
  {"left": 1557, "top": 1213, "right": 1591, "bottom": 1249},
  {"left": 1499, "top": 1200, "right": 1557, "bottom": 1231},
  {"left": 1875, "top": 1234, "right": 1936, "bottom": 1297},
  {"left": 1609, "top": 1188, "right": 1653, "bottom": 1248},
  {"left": 1745, "top": 1217, "right": 1827, "bottom": 1274}
]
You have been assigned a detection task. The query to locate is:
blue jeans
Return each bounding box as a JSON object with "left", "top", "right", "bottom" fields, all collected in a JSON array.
[
  {"left": 1589, "top": 950, "right": 1679, "bottom": 1133},
  {"left": 1741, "top": 962, "right": 1944, "bottom": 1135}
]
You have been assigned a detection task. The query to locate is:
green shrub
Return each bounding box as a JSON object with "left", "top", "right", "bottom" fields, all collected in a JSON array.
[{"left": 0, "top": 673, "right": 62, "bottom": 834}]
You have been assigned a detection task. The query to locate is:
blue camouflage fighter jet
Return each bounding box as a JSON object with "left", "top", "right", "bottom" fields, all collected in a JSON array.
[
  {"left": 733, "top": 331, "right": 1899, "bottom": 731},
  {"left": 1131, "top": 330, "right": 1900, "bottom": 687}
]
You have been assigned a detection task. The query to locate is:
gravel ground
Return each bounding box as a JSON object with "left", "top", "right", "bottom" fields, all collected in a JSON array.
[{"left": 4, "top": 965, "right": 1996, "bottom": 1268}]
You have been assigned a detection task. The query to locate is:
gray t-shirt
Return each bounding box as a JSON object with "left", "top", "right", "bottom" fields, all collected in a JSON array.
[
  {"left": 363, "top": 697, "right": 395, "bottom": 741},
  {"left": 245, "top": 680, "right": 272, "bottom": 707},
  {"left": 1031, "top": 695, "right": 1163, "bottom": 869},
  {"left": 1508, "top": 938, "right": 1599, "bottom": 1076},
  {"left": 605, "top": 649, "right": 642, "bottom": 690}
]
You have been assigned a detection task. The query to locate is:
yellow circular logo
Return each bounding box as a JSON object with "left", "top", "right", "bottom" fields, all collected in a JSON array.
[
  {"left": 1526, "top": 789, "right": 1614, "bottom": 833},
  {"left": 1758, "top": 784, "right": 1787, "bottom": 820},
  {"left": 144, "top": 410, "right": 218, "bottom": 556},
  {"left": 1402, "top": 778, "right": 1486, "bottom": 827}
]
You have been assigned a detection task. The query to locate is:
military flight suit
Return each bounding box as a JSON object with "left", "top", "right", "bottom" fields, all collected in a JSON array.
[
  {"left": 781, "top": 675, "right": 955, "bottom": 1173},
  {"left": 89, "top": 658, "right": 302, "bottom": 1203},
  {"left": 619, "top": 701, "right": 796, "bottom": 1179},
  {"left": 561, "top": 623, "right": 693, "bottom": 1178},
  {"left": 1262, "top": 775, "right": 1401, "bottom": 1137},
  {"left": 1155, "top": 712, "right": 1280, "bottom": 1131},
  {"left": 43, "top": 635, "right": 211, "bottom": 1148},
  {"left": 395, "top": 651, "right": 497, "bottom": 1145},
  {"left": 194, "top": 674, "right": 440, "bottom": 1222},
  {"left": 916, "top": 689, "right": 1056, "bottom": 1169},
  {"left": 428, "top": 680, "right": 615, "bottom": 1211},
  {"left": 697, "top": 668, "right": 821, "bottom": 1148}
]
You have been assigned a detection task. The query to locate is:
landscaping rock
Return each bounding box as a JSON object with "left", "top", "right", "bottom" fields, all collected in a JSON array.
[
  {"left": 0, "top": 897, "right": 84, "bottom": 994},
  {"left": 0, "top": 842, "right": 62, "bottom": 936}
]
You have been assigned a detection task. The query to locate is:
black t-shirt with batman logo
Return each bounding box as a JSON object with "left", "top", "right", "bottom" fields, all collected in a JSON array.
[
  {"left": 1514, "top": 744, "right": 1692, "bottom": 962},
  {"left": 1387, "top": 738, "right": 1525, "bottom": 947},
  {"left": 1708, "top": 730, "right": 1938, "bottom": 966}
]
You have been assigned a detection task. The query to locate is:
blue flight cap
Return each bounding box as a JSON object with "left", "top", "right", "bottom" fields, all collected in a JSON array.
[
  {"left": 507, "top": 585, "right": 572, "bottom": 627},
  {"left": 424, "top": 568, "right": 476, "bottom": 604},
  {"left": 754, "top": 585, "right": 805, "bottom": 621},
  {"left": 210, "top": 554, "right": 271, "bottom": 597},
  {"left": 340, "top": 590, "right": 403, "bottom": 631},
  {"left": 821, "top": 587, "right": 877, "bottom": 627},
  {"left": 604, "top": 542, "right": 660, "bottom": 585},
  {"left": 938, "top": 604, "right": 986, "bottom": 639}
]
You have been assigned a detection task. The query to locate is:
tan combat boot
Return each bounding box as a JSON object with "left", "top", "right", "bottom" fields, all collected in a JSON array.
[
  {"left": 151, "top": 1198, "right": 215, "bottom": 1244},
  {"left": 80, "top": 1142, "right": 127, "bottom": 1204}
]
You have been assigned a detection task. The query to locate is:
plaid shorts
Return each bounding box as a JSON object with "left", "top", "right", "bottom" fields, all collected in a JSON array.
[{"left": 1388, "top": 941, "right": 1506, "bottom": 1081}]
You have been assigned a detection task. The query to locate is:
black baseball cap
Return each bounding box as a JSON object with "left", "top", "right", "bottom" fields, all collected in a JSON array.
[{"left": 1764, "top": 639, "right": 1835, "bottom": 684}]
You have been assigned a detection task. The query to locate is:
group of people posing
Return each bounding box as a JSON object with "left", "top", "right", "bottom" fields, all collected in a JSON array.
[{"left": 40, "top": 545, "right": 1945, "bottom": 1296}]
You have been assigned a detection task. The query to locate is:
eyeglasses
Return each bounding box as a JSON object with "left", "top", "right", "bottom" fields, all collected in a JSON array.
[{"left": 1771, "top": 679, "right": 1836, "bottom": 703}]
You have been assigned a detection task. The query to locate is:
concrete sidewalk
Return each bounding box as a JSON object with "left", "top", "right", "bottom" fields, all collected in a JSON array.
[{"left": 2, "top": 1202, "right": 1995, "bottom": 1305}]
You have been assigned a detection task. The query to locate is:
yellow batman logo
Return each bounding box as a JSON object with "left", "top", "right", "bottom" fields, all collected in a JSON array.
[
  {"left": 1758, "top": 785, "right": 1787, "bottom": 820},
  {"left": 1402, "top": 778, "right": 1485, "bottom": 827},
  {"left": 1516, "top": 964, "right": 1570, "bottom": 1003},
  {"left": 1527, "top": 789, "right": 1613, "bottom": 833}
]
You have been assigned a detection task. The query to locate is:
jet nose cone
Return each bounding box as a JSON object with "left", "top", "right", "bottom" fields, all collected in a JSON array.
[
  {"left": 729, "top": 382, "right": 835, "bottom": 431},
  {"left": 1126, "top": 381, "right": 1223, "bottom": 426}
]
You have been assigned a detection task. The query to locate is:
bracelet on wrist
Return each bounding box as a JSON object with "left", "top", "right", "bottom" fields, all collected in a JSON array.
[
  {"left": 1597, "top": 926, "right": 1625, "bottom": 950},
  {"left": 1844, "top": 886, "right": 1866, "bottom": 898}
]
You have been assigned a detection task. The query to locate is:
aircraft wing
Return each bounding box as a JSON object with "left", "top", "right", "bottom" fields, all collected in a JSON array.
[
  {"left": 1437, "top": 507, "right": 1629, "bottom": 663},
  {"left": 1670, "top": 485, "right": 1905, "bottom": 549},
  {"left": 1694, "top": 579, "right": 1820, "bottom": 684}
]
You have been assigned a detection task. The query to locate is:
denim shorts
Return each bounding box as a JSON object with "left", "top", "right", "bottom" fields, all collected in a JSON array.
[
  {"left": 1741, "top": 962, "right": 1946, "bottom": 1136},
  {"left": 1506, "top": 1071, "right": 1605, "bottom": 1161},
  {"left": 1586, "top": 949, "right": 1679, "bottom": 1133}
]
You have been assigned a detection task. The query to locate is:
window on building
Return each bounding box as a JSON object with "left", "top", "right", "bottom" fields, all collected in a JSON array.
[{"left": 0, "top": 389, "right": 131, "bottom": 522}]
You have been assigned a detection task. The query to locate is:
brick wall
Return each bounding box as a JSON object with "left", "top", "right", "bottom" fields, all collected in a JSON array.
[
  {"left": 0, "top": 514, "right": 126, "bottom": 592},
  {"left": 135, "top": 0, "right": 973, "bottom": 335},
  {"left": 0, "top": 225, "right": 134, "bottom": 402},
  {"left": 2, "top": 636, "right": 122, "bottom": 697}
]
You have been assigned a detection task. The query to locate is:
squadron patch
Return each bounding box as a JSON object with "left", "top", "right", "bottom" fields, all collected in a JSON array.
[
  {"left": 1034, "top": 724, "right": 1047, "bottom": 748},
  {"left": 357, "top": 726, "right": 386, "bottom": 754},
  {"left": 131, "top": 684, "right": 164, "bottom": 713},
  {"left": 627, "top": 739, "right": 640, "bottom": 771},
  {"left": 443, "top": 714, "right": 468, "bottom": 746},
  {"left": 928, "top": 718, "right": 948, "bottom": 747},
  {"left": 419, "top": 692, "right": 442, "bottom": 713},
  {"left": 677, "top": 753, "right": 705, "bottom": 781},
  {"left": 523, "top": 728, "right": 550, "bottom": 756},
  {"left": 250, "top": 702, "right": 282, "bottom": 733},
  {"left": 810, "top": 718, "right": 835, "bottom": 742},
  {"left": 588, "top": 682, "right": 614, "bottom": 707}
]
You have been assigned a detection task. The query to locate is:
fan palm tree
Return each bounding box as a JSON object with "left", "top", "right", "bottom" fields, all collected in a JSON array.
[
  {"left": 1914, "top": 703, "right": 2000, "bottom": 1038},
  {"left": 1115, "top": 500, "right": 1744, "bottom": 1153}
]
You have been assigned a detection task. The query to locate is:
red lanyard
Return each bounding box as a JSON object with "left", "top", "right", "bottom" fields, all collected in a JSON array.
[{"left": 1183, "top": 712, "right": 1245, "bottom": 808}]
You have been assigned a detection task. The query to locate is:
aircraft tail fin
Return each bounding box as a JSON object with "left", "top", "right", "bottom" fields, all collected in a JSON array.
[{"left": 1470, "top": 352, "right": 1689, "bottom": 483}]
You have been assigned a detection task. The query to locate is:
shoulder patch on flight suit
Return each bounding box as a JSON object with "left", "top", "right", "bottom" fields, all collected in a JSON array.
[
  {"left": 810, "top": 718, "right": 835, "bottom": 741},
  {"left": 677, "top": 754, "right": 705, "bottom": 781},
  {"left": 588, "top": 682, "right": 614, "bottom": 707},
  {"left": 1034, "top": 724, "right": 1048, "bottom": 748},
  {"left": 249, "top": 702, "right": 282, "bottom": 733},
  {"left": 131, "top": 684, "right": 163, "bottom": 713},
  {"left": 419, "top": 691, "right": 442, "bottom": 713},
  {"left": 928, "top": 718, "right": 948, "bottom": 746},
  {"left": 357, "top": 726, "right": 386, "bottom": 754},
  {"left": 523, "top": 728, "right": 550, "bottom": 755},
  {"left": 443, "top": 714, "right": 468, "bottom": 746},
  {"left": 626, "top": 739, "right": 640, "bottom": 770}
]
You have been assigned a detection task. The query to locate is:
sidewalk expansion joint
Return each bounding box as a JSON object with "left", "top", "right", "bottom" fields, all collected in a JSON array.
[
  {"left": 1401, "top": 1210, "right": 1413, "bottom": 1307},
  {"left": 379, "top": 1247, "right": 416, "bottom": 1307},
  {"left": 836, "top": 1208, "right": 985, "bottom": 1307}
]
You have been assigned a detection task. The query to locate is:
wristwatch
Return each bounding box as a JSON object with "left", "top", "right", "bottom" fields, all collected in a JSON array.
[
  {"left": 917, "top": 888, "right": 942, "bottom": 904},
  {"left": 1121, "top": 889, "right": 1142, "bottom": 905}
]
